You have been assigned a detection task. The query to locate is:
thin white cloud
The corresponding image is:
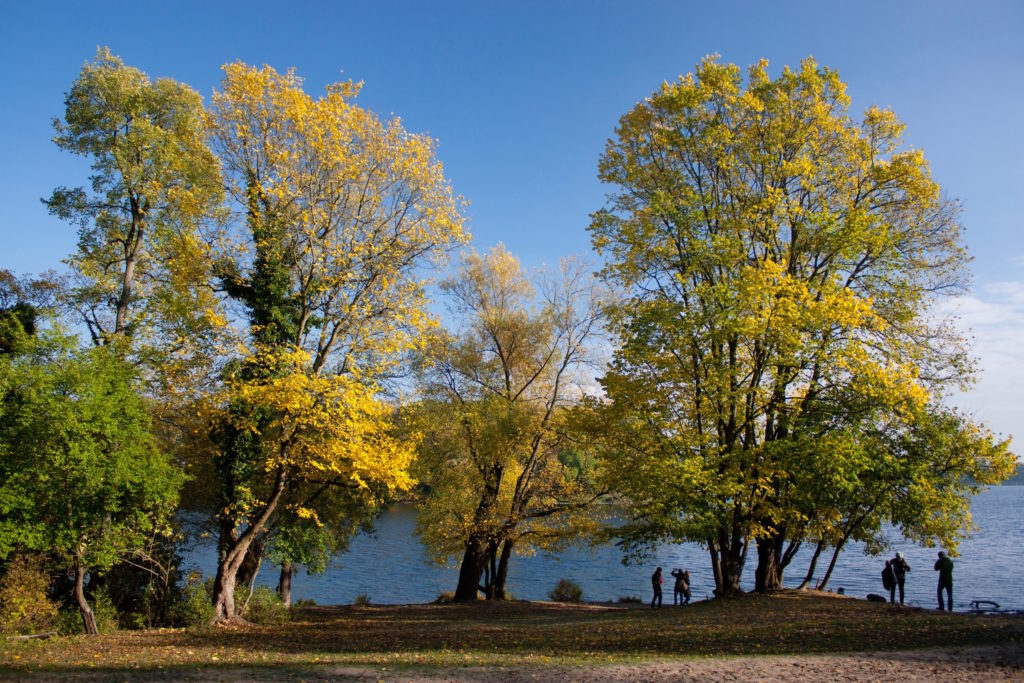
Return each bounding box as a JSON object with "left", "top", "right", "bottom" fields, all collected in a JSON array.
[{"left": 935, "top": 281, "right": 1024, "bottom": 443}]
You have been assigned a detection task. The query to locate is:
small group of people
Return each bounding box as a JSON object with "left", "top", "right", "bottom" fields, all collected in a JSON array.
[
  {"left": 882, "top": 550, "right": 955, "bottom": 611},
  {"left": 650, "top": 567, "right": 690, "bottom": 608}
]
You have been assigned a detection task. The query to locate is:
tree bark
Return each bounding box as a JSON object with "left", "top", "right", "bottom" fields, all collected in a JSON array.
[
  {"left": 797, "top": 541, "right": 825, "bottom": 590},
  {"left": 453, "top": 484, "right": 500, "bottom": 602},
  {"left": 212, "top": 465, "right": 288, "bottom": 622},
  {"left": 74, "top": 554, "right": 98, "bottom": 636},
  {"left": 708, "top": 539, "right": 722, "bottom": 596},
  {"left": 453, "top": 532, "right": 489, "bottom": 602},
  {"left": 816, "top": 537, "right": 849, "bottom": 591},
  {"left": 114, "top": 208, "right": 142, "bottom": 338},
  {"left": 493, "top": 539, "right": 513, "bottom": 600},
  {"left": 754, "top": 535, "right": 785, "bottom": 592},
  {"left": 715, "top": 531, "right": 746, "bottom": 597},
  {"left": 278, "top": 559, "right": 293, "bottom": 608}
]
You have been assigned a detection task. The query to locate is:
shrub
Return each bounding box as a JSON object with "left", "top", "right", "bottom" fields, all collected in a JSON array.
[
  {"left": 549, "top": 578, "right": 583, "bottom": 603},
  {"left": 242, "top": 586, "right": 289, "bottom": 625},
  {"left": 56, "top": 588, "right": 120, "bottom": 635},
  {"left": 616, "top": 595, "right": 642, "bottom": 604},
  {"left": 91, "top": 588, "right": 120, "bottom": 633},
  {"left": 353, "top": 593, "right": 372, "bottom": 607},
  {"left": 434, "top": 591, "right": 455, "bottom": 604},
  {"left": 0, "top": 555, "right": 58, "bottom": 635},
  {"left": 57, "top": 605, "right": 85, "bottom": 635},
  {"left": 171, "top": 573, "right": 214, "bottom": 628}
]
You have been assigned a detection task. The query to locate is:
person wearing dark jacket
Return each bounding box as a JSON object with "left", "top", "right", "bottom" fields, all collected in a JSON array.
[
  {"left": 890, "top": 552, "right": 910, "bottom": 605},
  {"left": 651, "top": 567, "right": 663, "bottom": 608},
  {"left": 935, "top": 551, "right": 954, "bottom": 611},
  {"left": 670, "top": 568, "right": 691, "bottom": 605}
]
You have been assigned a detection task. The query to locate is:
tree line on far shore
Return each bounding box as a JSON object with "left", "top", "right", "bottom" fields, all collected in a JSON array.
[{"left": 0, "top": 49, "right": 1015, "bottom": 636}]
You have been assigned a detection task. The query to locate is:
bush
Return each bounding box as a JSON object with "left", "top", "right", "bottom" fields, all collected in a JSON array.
[
  {"left": 242, "top": 585, "right": 289, "bottom": 625},
  {"left": 549, "top": 578, "right": 583, "bottom": 603},
  {"left": 353, "top": 593, "right": 372, "bottom": 607},
  {"left": 434, "top": 591, "right": 455, "bottom": 604},
  {"left": 0, "top": 555, "right": 58, "bottom": 635},
  {"left": 56, "top": 588, "right": 120, "bottom": 635},
  {"left": 171, "top": 573, "right": 214, "bottom": 628},
  {"left": 616, "top": 595, "right": 642, "bottom": 604},
  {"left": 56, "top": 605, "right": 84, "bottom": 635}
]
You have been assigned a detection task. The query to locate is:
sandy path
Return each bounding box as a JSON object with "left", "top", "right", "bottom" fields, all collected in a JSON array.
[{"left": 5, "top": 644, "right": 1023, "bottom": 682}]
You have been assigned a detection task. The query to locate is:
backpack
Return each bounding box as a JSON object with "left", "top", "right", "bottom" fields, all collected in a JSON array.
[{"left": 882, "top": 563, "right": 895, "bottom": 590}]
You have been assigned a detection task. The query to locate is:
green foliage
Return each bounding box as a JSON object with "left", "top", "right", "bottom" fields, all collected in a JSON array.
[
  {"left": 0, "top": 555, "right": 57, "bottom": 634},
  {"left": 589, "top": 56, "right": 1015, "bottom": 593},
  {"left": 353, "top": 594, "right": 372, "bottom": 607},
  {"left": 549, "top": 578, "right": 583, "bottom": 603},
  {"left": 56, "top": 589, "right": 120, "bottom": 635},
  {"left": 47, "top": 46, "right": 223, "bottom": 345},
  {"left": 616, "top": 595, "right": 642, "bottom": 604},
  {"left": 0, "top": 332, "right": 186, "bottom": 631},
  {"left": 170, "top": 574, "right": 214, "bottom": 629},
  {"left": 56, "top": 605, "right": 85, "bottom": 635},
  {"left": 241, "top": 586, "right": 289, "bottom": 625}
]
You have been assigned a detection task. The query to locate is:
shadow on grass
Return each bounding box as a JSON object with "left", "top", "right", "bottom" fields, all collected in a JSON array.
[{"left": 3, "top": 592, "right": 1023, "bottom": 678}]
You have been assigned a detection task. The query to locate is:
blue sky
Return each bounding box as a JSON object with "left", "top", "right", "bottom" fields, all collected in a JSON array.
[{"left": 2, "top": 0, "right": 1022, "bottom": 441}]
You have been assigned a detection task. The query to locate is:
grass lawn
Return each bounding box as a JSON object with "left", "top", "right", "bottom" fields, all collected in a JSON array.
[{"left": 1, "top": 591, "right": 1022, "bottom": 678}]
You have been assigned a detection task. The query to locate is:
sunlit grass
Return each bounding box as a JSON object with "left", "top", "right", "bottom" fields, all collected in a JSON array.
[{"left": 2, "top": 591, "right": 1021, "bottom": 676}]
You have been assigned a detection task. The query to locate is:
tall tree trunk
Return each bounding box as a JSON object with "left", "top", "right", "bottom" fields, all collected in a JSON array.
[
  {"left": 484, "top": 541, "right": 498, "bottom": 599},
  {"left": 716, "top": 531, "right": 746, "bottom": 597},
  {"left": 815, "top": 508, "right": 874, "bottom": 591},
  {"left": 74, "top": 553, "right": 98, "bottom": 636},
  {"left": 211, "top": 466, "right": 288, "bottom": 622},
  {"left": 114, "top": 212, "right": 142, "bottom": 337},
  {"left": 708, "top": 539, "right": 722, "bottom": 596},
  {"left": 816, "top": 537, "right": 849, "bottom": 591},
  {"left": 798, "top": 541, "right": 825, "bottom": 590},
  {"left": 453, "top": 532, "right": 489, "bottom": 602},
  {"left": 237, "top": 536, "right": 265, "bottom": 591},
  {"left": 493, "top": 539, "right": 514, "bottom": 600},
  {"left": 754, "top": 535, "right": 785, "bottom": 592},
  {"left": 453, "top": 486, "right": 499, "bottom": 602},
  {"left": 278, "top": 559, "right": 293, "bottom": 608}
]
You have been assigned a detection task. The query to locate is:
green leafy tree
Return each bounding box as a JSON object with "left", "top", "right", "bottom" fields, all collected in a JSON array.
[
  {"left": 0, "top": 334, "right": 185, "bottom": 634},
  {"left": 46, "top": 47, "right": 223, "bottom": 354},
  {"left": 590, "top": 56, "right": 1014, "bottom": 595},
  {"left": 413, "top": 246, "right": 606, "bottom": 602}
]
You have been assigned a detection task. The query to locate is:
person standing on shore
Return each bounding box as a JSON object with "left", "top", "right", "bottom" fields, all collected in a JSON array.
[
  {"left": 651, "top": 567, "right": 663, "bottom": 608},
  {"left": 935, "top": 551, "right": 954, "bottom": 611},
  {"left": 891, "top": 552, "right": 910, "bottom": 605},
  {"left": 670, "top": 568, "right": 691, "bottom": 605}
]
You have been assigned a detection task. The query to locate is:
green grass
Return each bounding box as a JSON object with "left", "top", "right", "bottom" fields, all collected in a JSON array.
[{"left": 1, "top": 591, "right": 1021, "bottom": 677}]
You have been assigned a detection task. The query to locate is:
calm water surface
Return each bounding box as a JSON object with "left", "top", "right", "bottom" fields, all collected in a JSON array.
[{"left": 182, "top": 485, "right": 1024, "bottom": 610}]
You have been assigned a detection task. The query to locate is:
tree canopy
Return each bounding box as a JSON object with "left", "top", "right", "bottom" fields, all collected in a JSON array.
[
  {"left": 589, "top": 56, "right": 1015, "bottom": 595},
  {"left": 413, "top": 245, "right": 606, "bottom": 601},
  {"left": 0, "top": 334, "right": 184, "bottom": 633},
  {"left": 201, "top": 62, "right": 468, "bottom": 621}
]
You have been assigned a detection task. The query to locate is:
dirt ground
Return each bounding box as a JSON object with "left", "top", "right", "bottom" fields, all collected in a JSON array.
[{"left": 5, "top": 643, "right": 1024, "bottom": 682}]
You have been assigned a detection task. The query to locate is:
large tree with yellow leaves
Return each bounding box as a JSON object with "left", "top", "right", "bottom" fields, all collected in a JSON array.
[
  {"left": 412, "top": 246, "right": 606, "bottom": 602},
  {"left": 204, "top": 63, "right": 466, "bottom": 621},
  {"left": 590, "top": 57, "right": 1014, "bottom": 595}
]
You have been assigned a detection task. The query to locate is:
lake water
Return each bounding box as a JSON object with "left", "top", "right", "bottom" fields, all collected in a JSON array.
[{"left": 181, "top": 485, "right": 1024, "bottom": 610}]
